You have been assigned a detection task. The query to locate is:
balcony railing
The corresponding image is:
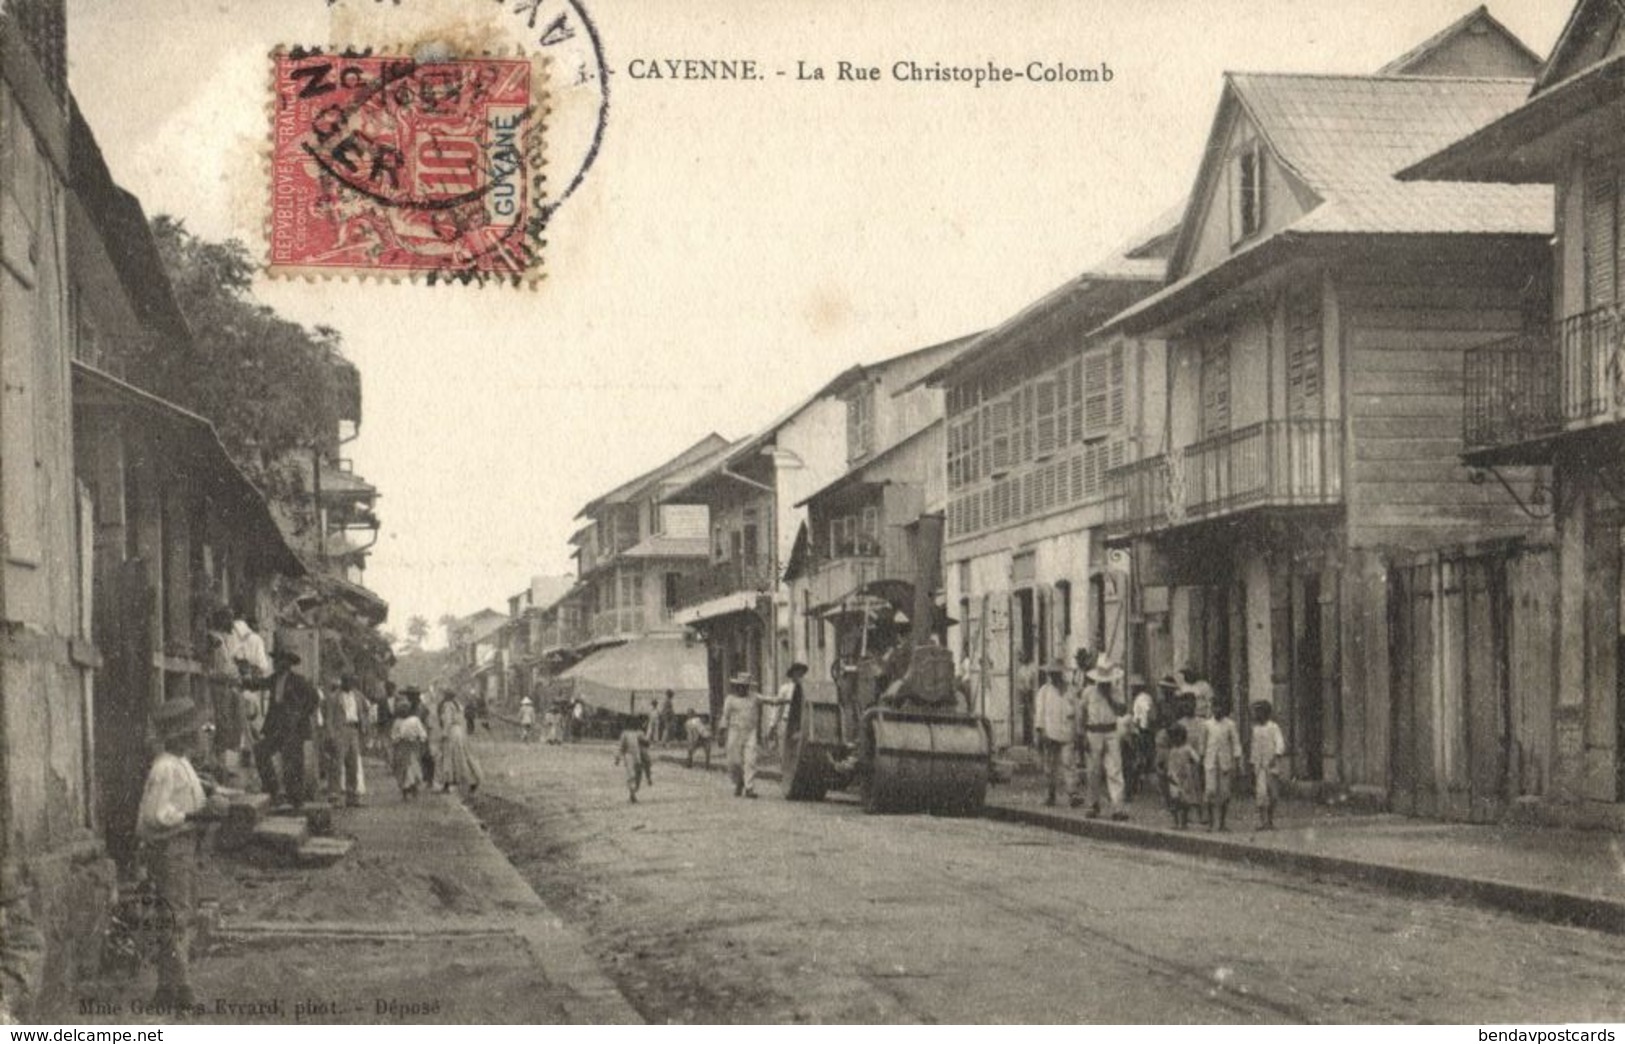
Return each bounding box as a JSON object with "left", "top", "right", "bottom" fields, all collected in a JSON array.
[
  {"left": 672, "top": 555, "right": 775, "bottom": 610},
  {"left": 805, "top": 554, "right": 883, "bottom": 612},
  {"left": 1464, "top": 310, "right": 1625, "bottom": 458},
  {"left": 1107, "top": 418, "right": 1343, "bottom": 538},
  {"left": 1463, "top": 332, "right": 1559, "bottom": 452}
]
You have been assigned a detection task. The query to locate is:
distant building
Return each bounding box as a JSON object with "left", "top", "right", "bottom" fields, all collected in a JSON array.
[{"left": 667, "top": 338, "right": 971, "bottom": 713}]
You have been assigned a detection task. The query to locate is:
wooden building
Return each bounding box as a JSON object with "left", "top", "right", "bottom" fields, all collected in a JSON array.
[
  {"left": 1103, "top": 10, "right": 1553, "bottom": 816},
  {"left": 1404, "top": 0, "right": 1625, "bottom": 827},
  {"left": 926, "top": 224, "right": 1173, "bottom": 749}
]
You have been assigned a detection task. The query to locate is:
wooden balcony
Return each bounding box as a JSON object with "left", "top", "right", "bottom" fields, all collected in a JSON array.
[
  {"left": 589, "top": 608, "right": 646, "bottom": 643},
  {"left": 804, "top": 554, "right": 884, "bottom": 613},
  {"left": 1462, "top": 311, "right": 1625, "bottom": 464},
  {"left": 672, "top": 555, "right": 775, "bottom": 611},
  {"left": 1106, "top": 419, "right": 1343, "bottom": 539}
]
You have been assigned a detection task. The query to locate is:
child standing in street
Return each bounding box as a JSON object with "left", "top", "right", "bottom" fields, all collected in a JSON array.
[
  {"left": 1202, "top": 692, "right": 1244, "bottom": 832},
  {"left": 1250, "top": 700, "right": 1286, "bottom": 830},
  {"left": 1163, "top": 722, "right": 1200, "bottom": 829},
  {"left": 614, "top": 727, "right": 650, "bottom": 803},
  {"left": 1175, "top": 691, "right": 1208, "bottom": 825}
]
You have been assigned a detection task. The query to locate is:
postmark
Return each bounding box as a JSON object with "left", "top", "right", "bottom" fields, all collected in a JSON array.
[{"left": 268, "top": 48, "right": 545, "bottom": 285}]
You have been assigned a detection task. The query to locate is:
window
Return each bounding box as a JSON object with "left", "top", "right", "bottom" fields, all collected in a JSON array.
[
  {"left": 846, "top": 384, "right": 876, "bottom": 461},
  {"left": 1286, "top": 284, "right": 1323, "bottom": 418},
  {"left": 859, "top": 506, "right": 879, "bottom": 555},
  {"left": 1034, "top": 378, "right": 1058, "bottom": 458},
  {"left": 664, "top": 572, "right": 680, "bottom": 613},
  {"left": 1200, "top": 341, "right": 1232, "bottom": 439},
  {"left": 1585, "top": 162, "right": 1619, "bottom": 311},
  {"left": 987, "top": 399, "right": 1013, "bottom": 474},
  {"left": 1082, "top": 345, "right": 1125, "bottom": 440},
  {"left": 1232, "top": 143, "right": 1265, "bottom": 243},
  {"left": 712, "top": 523, "right": 726, "bottom": 561},
  {"left": 830, "top": 516, "right": 856, "bottom": 558}
]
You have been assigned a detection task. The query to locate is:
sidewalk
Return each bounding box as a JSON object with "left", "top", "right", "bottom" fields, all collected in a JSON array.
[
  {"left": 659, "top": 746, "right": 1625, "bottom": 934},
  {"left": 56, "top": 757, "right": 639, "bottom": 1025}
]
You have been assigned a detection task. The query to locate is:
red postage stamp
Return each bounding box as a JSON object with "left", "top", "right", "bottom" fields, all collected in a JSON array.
[{"left": 269, "top": 49, "right": 544, "bottom": 284}]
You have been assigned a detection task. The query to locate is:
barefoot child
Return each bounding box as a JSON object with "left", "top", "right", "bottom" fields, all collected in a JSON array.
[
  {"left": 1202, "top": 692, "right": 1243, "bottom": 832},
  {"left": 1250, "top": 700, "right": 1286, "bottom": 830},
  {"left": 1163, "top": 722, "right": 1200, "bottom": 829}
]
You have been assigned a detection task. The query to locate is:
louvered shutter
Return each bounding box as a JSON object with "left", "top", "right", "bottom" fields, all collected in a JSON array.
[
  {"left": 1286, "top": 285, "right": 1323, "bottom": 418},
  {"left": 1201, "top": 342, "right": 1232, "bottom": 439},
  {"left": 1586, "top": 162, "right": 1618, "bottom": 312},
  {"left": 1035, "top": 378, "right": 1058, "bottom": 457},
  {"left": 1083, "top": 350, "right": 1110, "bottom": 437},
  {"left": 1108, "top": 345, "right": 1125, "bottom": 429}
]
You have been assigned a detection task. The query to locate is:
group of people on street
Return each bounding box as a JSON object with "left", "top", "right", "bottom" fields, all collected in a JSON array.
[
  {"left": 382, "top": 685, "right": 484, "bottom": 799},
  {"left": 1153, "top": 670, "right": 1285, "bottom": 832},
  {"left": 1027, "top": 652, "right": 1287, "bottom": 831}
]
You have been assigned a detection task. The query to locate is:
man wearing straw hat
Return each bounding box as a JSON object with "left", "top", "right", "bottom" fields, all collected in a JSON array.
[
  {"left": 137, "top": 698, "right": 227, "bottom": 1009},
  {"left": 719, "top": 670, "right": 792, "bottom": 798},
  {"left": 1079, "top": 654, "right": 1130, "bottom": 819}
]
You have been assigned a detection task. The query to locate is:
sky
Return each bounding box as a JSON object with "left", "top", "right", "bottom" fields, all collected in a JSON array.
[{"left": 62, "top": 0, "right": 1573, "bottom": 636}]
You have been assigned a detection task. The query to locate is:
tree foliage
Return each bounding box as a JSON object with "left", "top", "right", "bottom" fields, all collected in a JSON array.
[{"left": 120, "top": 216, "right": 352, "bottom": 511}]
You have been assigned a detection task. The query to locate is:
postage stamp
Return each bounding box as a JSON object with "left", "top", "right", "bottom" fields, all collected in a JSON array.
[{"left": 268, "top": 49, "right": 545, "bottom": 285}]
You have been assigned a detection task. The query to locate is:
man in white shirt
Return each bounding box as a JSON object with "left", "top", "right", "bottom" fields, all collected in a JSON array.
[
  {"left": 137, "top": 698, "right": 225, "bottom": 1010},
  {"left": 323, "top": 675, "right": 368, "bottom": 806},
  {"left": 1032, "top": 660, "right": 1077, "bottom": 807}
]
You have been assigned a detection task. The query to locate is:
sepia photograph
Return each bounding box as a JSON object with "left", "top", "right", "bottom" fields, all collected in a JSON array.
[{"left": 1, "top": 0, "right": 1622, "bottom": 1028}]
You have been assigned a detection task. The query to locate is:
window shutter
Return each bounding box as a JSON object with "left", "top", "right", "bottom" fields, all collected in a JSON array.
[
  {"left": 1108, "top": 345, "right": 1126, "bottom": 429},
  {"left": 989, "top": 399, "right": 1013, "bottom": 473},
  {"left": 1586, "top": 162, "right": 1618, "bottom": 312},
  {"left": 1083, "top": 350, "right": 1110, "bottom": 437},
  {"left": 1201, "top": 341, "right": 1232, "bottom": 439},
  {"left": 1286, "top": 284, "right": 1323, "bottom": 417},
  {"left": 1035, "top": 378, "right": 1058, "bottom": 457}
]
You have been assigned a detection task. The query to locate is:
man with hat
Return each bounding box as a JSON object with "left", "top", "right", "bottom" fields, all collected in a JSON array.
[
  {"left": 246, "top": 643, "right": 320, "bottom": 809},
  {"left": 137, "top": 698, "right": 227, "bottom": 1009},
  {"left": 1032, "top": 658, "right": 1078, "bottom": 806},
  {"left": 1079, "top": 654, "right": 1130, "bottom": 819},
  {"left": 718, "top": 670, "right": 793, "bottom": 798}
]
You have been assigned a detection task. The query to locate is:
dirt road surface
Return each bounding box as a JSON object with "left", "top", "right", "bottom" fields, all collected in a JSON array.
[{"left": 472, "top": 739, "right": 1621, "bottom": 1024}]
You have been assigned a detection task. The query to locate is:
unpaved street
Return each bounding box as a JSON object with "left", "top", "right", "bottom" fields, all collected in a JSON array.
[{"left": 470, "top": 738, "right": 1621, "bottom": 1024}]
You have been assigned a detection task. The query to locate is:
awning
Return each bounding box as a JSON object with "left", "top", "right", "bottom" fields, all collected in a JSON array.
[
  {"left": 671, "top": 590, "right": 760, "bottom": 626},
  {"left": 556, "top": 635, "right": 710, "bottom": 715}
]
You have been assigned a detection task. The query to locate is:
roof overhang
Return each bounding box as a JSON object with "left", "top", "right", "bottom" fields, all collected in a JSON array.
[
  {"left": 72, "top": 362, "right": 305, "bottom": 579},
  {"left": 919, "top": 275, "right": 1157, "bottom": 390},
  {"left": 1400, "top": 55, "right": 1625, "bottom": 185},
  {"left": 1106, "top": 231, "right": 1547, "bottom": 339},
  {"left": 671, "top": 591, "right": 762, "bottom": 627}
]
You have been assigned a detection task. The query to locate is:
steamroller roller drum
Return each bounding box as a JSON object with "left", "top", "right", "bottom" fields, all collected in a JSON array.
[{"left": 862, "top": 711, "right": 991, "bottom": 815}]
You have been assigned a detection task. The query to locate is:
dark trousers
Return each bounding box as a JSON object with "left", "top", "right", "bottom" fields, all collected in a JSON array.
[{"left": 256, "top": 733, "right": 306, "bottom": 805}]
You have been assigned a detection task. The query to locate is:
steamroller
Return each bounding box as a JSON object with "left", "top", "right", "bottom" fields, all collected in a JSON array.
[{"left": 779, "top": 512, "right": 993, "bottom": 815}]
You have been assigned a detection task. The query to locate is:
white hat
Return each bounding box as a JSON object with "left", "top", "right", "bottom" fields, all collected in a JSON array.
[{"left": 1086, "top": 654, "right": 1124, "bottom": 684}]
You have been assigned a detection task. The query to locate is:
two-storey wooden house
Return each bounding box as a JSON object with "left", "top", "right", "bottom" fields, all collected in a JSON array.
[
  {"left": 1403, "top": 0, "right": 1625, "bottom": 827},
  {"left": 1103, "top": 10, "right": 1553, "bottom": 818}
]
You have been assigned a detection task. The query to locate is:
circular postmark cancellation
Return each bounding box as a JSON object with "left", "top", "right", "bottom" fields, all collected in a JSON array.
[{"left": 269, "top": 47, "right": 546, "bottom": 286}]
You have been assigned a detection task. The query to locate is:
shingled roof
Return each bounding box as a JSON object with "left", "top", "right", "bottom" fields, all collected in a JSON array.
[
  {"left": 1229, "top": 72, "right": 1551, "bottom": 236},
  {"left": 1116, "top": 71, "right": 1552, "bottom": 334}
]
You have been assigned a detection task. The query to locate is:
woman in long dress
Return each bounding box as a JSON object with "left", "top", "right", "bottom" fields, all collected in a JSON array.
[
  {"left": 436, "top": 691, "right": 483, "bottom": 793},
  {"left": 389, "top": 698, "right": 426, "bottom": 798}
]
